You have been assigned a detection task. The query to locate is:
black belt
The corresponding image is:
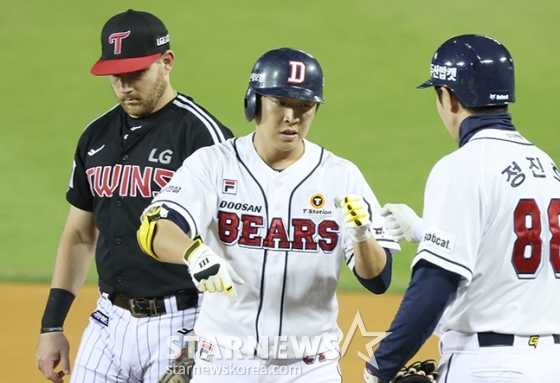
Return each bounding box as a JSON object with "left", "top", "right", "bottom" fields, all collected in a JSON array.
[
  {"left": 109, "top": 292, "right": 198, "bottom": 318},
  {"left": 477, "top": 332, "right": 560, "bottom": 347}
]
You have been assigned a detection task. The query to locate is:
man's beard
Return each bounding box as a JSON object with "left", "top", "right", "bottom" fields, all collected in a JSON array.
[{"left": 120, "top": 67, "right": 168, "bottom": 117}]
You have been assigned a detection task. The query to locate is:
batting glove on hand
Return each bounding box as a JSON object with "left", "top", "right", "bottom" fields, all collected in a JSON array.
[
  {"left": 335, "top": 194, "right": 372, "bottom": 243},
  {"left": 379, "top": 204, "right": 423, "bottom": 243},
  {"left": 183, "top": 238, "right": 244, "bottom": 303}
]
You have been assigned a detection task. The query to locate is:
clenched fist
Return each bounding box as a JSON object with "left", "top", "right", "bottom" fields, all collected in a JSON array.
[
  {"left": 335, "top": 194, "right": 372, "bottom": 242},
  {"left": 183, "top": 238, "right": 244, "bottom": 302},
  {"left": 379, "top": 203, "right": 423, "bottom": 243}
]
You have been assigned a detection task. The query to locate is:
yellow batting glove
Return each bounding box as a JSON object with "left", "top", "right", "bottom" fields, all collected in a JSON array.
[{"left": 335, "top": 194, "right": 372, "bottom": 242}]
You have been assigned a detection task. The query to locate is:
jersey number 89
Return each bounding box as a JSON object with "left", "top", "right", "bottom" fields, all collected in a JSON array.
[{"left": 512, "top": 198, "right": 560, "bottom": 278}]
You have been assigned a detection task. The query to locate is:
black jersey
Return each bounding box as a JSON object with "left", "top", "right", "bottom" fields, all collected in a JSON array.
[{"left": 67, "top": 93, "right": 233, "bottom": 297}]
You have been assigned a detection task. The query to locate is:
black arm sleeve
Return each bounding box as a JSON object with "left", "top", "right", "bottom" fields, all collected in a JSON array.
[
  {"left": 367, "top": 260, "right": 461, "bottom": 382},
  {"left": 353, "top": 249, "right": 392, "bottom": 294}
]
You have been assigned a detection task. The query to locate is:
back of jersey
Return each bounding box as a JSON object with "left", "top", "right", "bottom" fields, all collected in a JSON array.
[{"left": 416, "top": 129, "right": 560, "bottom": 335}]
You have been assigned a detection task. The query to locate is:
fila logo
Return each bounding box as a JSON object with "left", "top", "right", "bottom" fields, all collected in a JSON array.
[
  {"left": 223, "top": 179, "right": 237, "bottom": 195},
  {"left": 198, "top": 341, "right": 214, "bottom": 362},
  {"left": 108, "top": 31, "right": 131, "bottom": 55},
  {"left": 287, "top": 61, "right": 306, "bottom": 84}
]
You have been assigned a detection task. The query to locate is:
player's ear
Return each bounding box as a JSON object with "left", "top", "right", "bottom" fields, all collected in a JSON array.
[
  {"left": 439, "top": 87, "right": 460, "bottom": 114},
  {"left": 160, "top": 50, "right": 175, "bottom": 72},
  {"left": 448, "top": 91, "right": 462, "bottom": 114}
]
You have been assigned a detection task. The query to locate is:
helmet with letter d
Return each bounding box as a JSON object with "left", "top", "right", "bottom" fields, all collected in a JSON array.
[
  {"left": 417, "top": 34, "right": 515, "bottom": 108},
  {"left": 244, "top": 47, "right": 325, "bottom": 122}
]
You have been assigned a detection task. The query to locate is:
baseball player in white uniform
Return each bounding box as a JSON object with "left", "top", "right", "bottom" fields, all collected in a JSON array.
[
  {"left": 137, "top": 47, "right": 400, "bottom": 382},
  {"left": 364, "top": 35, "right": 560, "bottom": 383}
]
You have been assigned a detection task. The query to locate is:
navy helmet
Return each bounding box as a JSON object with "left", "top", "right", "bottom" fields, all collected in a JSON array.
[
  {"left": 417, "top": 34, "right": 515, "bottom": 108},
  {"left": 244, "top": 48, "right": 325, "bottom": 122}
]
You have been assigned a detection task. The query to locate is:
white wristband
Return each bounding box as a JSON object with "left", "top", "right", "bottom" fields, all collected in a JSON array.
[{"left": 349, "top": 226, "right": 372, "bottom": 243}]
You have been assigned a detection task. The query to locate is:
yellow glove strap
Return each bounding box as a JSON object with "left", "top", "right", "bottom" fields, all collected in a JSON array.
[
  {"left": 342, "top": 196, "right": 368, "bottom": 226},
  {"left": 183, "top": 238, "right": 204, "bottom": 264},
  {"left": 137, "top": 206, "right": 164, "bottom": 260}
]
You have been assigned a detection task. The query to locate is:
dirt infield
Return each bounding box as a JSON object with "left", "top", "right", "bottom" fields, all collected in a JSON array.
[{"left": 7, "top": 282, "right": 438, "bottom": 382}]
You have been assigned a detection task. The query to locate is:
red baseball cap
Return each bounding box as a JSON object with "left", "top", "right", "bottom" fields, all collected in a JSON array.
[{"left": 91, "top": 9, "right": 170, "bottom": 76}]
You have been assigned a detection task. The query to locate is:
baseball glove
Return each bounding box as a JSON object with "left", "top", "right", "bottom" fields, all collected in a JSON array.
[
  {"left": 393, "top": 359, "right": 438, "bottom": 383},
  {"left": 159, "top": 338, "right": 198, "bottom": 383}
]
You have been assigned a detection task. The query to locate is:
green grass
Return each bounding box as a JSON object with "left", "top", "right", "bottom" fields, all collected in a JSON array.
[{"left": 2, "top": 0, "right": 559, "bottom": 292}]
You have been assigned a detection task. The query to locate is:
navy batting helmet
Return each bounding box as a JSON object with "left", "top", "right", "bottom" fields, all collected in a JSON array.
[
  {"left": 417, "top": 34, "right": 515, "bottom": 108},
  {"left": 244, "top": 47, "right": 325, "bottom": 122}
]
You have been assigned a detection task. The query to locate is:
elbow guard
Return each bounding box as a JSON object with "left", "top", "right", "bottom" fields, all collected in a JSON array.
[{"left": 137, "top": 204, "right": 169, "bottom": 260}]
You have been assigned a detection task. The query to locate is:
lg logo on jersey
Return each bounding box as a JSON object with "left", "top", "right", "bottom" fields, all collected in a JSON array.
[{"left": 148, "top": 148, "right": 173, "bottom": 164}]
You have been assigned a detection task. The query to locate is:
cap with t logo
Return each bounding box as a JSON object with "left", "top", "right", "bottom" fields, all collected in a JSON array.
[{"left": 90, "top": 9, "right": 170, "bottom": 76}]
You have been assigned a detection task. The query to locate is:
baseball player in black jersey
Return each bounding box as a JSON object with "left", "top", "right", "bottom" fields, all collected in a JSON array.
[{"left": 36, "top": 10, "right": 233, "bottom": 383}]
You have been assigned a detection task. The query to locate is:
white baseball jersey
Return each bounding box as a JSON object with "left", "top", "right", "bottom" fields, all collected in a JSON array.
[
  {"left": 150, "top": 133, "right": 400, "bottom": 359},
  {"left": 412, "top": 129, "right": 560, "bottom": 335}
]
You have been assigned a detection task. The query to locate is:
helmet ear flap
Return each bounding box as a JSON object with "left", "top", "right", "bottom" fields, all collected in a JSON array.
[{"left": 244, "top": 87, "right": 259, "bottom": 122}]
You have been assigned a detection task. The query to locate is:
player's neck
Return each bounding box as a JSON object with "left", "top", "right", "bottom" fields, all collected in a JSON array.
[
  {"left": 150, "top": 86, "right": 177, "bottom": 116},
  {"left": 253, "top": 140, "right": 305, "bottom": 171}
]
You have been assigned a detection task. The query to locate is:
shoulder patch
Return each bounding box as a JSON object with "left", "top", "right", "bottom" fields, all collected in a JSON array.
[{"left": 421, "top": 227, "right": 456, "bottom": 254}]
